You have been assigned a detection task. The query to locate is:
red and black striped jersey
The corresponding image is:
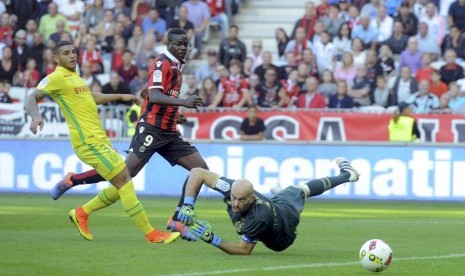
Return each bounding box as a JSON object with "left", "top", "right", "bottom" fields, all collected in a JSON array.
[{"left": 141, "top": 51, "right": 184, "bottom": 132}]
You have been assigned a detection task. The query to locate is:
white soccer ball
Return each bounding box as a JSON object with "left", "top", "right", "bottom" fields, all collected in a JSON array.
[{"left": 359, "top": 239, "right": 393, "bottom": 272}]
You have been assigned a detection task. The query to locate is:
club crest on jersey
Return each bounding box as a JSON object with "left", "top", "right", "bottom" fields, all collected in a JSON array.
[
  {"left": 37, "top": 77, "right": 49, "bottom": 89},
  {"left": 156, "top": 61, "right": 162, "bottom": 68},
  {"left": 153, "top": 70, "right": 162, "bottom": 82}
]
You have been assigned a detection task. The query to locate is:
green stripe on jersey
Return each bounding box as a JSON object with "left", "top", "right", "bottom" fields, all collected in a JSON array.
[{"left": 54, "top": 94, "right": 86, "bottom": 144}]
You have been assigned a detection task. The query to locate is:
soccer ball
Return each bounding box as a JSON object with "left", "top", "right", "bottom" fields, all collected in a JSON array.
[{"left": 359, "top": 239, "right": 393, "bottom": 272}]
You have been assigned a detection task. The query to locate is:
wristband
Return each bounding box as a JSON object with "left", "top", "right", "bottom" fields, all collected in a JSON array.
[
  {"left": 211, "top": 235, "right": 222, "bottom": 247},
  {"left": 183, "top": 196, "right": 195, "bottom": 206}
]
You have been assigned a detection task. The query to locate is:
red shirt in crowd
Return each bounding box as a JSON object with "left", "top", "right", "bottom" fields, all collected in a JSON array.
[
  {"left": 416, "top": 67, "right": 434, "bottom": 83},
  {"left": 218, "top": 75, "right": 248, "bottom": 107},
  {"left": 117, "top": 64, "right": 138, "bottom": 85},
  {"left": 296, "top": 92, "right": 326, "bottom": 108},
  {"left": 206, "top": 0, "right": 226, "bottom": 16}
]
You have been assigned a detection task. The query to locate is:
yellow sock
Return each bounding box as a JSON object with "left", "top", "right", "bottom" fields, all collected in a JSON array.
[
  {"left": 118, "top": 181, "right": 154, "bottom": 235},
  {"left": 82, "top": 186, "right": 119, "bottom": 215}
]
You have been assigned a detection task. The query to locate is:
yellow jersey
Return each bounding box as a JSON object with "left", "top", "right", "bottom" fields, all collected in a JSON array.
[{"left": 37, "top": 66, "right": 107, "bottom": 148}]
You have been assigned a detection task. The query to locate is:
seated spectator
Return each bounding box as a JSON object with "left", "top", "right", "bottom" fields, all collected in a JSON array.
[
  {"left": 255, "top": 67, "right": 286, "bottom": 108},
  {"left": 155, "top": 0, "right": 179, "bottom": 27},
  {"left": 313, "top": 31, "right": 336, "bottom": 75},
  {"left": 49, "top": 20, "right": 67, "bottom": 43},
  {"left": 318, "top": 70, "right": 337, "bottom": 98},
  {"left": 311, "top": 20, "right": 324, "bottom": 45},
  {"left": 141, "top": 8, "right": 167, "bottom": 42},
  {"left": 301, "top": 48, "right": 319, "bottom": 77},
  {"left": 12, "top": 30, "right": 29, "bottom": 70},
  {"left": 215, "top": 64, "right": 229, "bottom": 86},
  {"left": 117, "top": 50, "right": 138, "bottom": 85},
  {"left": 169, "top": 5, "right": 195, "bottom": 52},
  {"left": 199, "top": 77, "right": 218, "bottom": 106},
  {"left": 14, "top": 58, "right": 40, "bottom": 88},
  {"left": 365, "top": 49, "right": 383, "bottom": 90},
  {"left": 333, "top": 51, "right": 356, "bottom": 82},
  {"left": 414, "top": 0, "right": 428, "bottom": 19},
  {"left": 448, "top": 82, "right": 465, "bottom": 112},
  {"left": 248, "top": 40, "right": 263, "bottom": 72},
  {"left": 329, "top": 80, "right": 354, "bottom": 108},
  {"left": 378, "top": 44, "right": 395, "bottom": 77},
  {"left": 0, "top": 81, "right": 12, "bottom": 103},
  {"left": 84, "top": 0, "right": 105, "bottom": 28},
  {"left": 415, "top": 53, "right": 434, "bottom": 83},
  {"left": 102, "top": 71, "right": 132, "bottom": 106},
  {"left": 439, "top": 92, "right": 452, "bottom": 113},
  {"left": 351, "top": 14, "right": 378, "bottom": 49},
  {"left": 182, "top": 0, "right": 210, "bottom": 57},
  {"left": 275, "top": 27, "right": 289, "bottom": 59},
  {"left": 320, "top": 4, "right": 344, "bottom": 38},
  {"left": 406, "top": 79, "right": 440, "bottom": 113},
  {"left": 291, "top": 1, "right": 316, "bottom": 39},
  {"left": 242, "top": 57, "right": 253, "bottom": 78},
  {"left": 210, "top": 59, "right": 249, "bottom": 108},
  {"left": 285, "top": 27, "right": 313, "bottom": 63},
  {"left": 195, "top": 49, "right": 220, "bottom": 84},
  {"left": 206, "top": 0, "right": 229, "bottom": 38},
  {"left": 247, "top": 73, "right": 260, "bottom": 106},
  {"left": 399, "top": 37, "right": 422, "bottom": 76},
  {"left": 79, "top": 39, "right": 103, "bottom": 74},
  {"left": 296, "top": 76, "right": 326, "bottom": 108},
  {"left": 93, "top": 9, "right": 115, "bottom": 41},
  {"left": 348, "top": 64, "right": 371, "bottom": 107},
  {"left": 296, "top": 63, "right": 309, "bottom": 89},
  {"left": 89, "top": 79, "right": 103, "bottom": 94},
  {"left": 278, "top": 51, "right": 298, "bottom": 80},
  {"left": 38, "top": 2, "right": 69, "bottom": 41},
  {"left": 316, "top": 0, "right": 329, "bottom": 18},
  {"left": 420, "top": 3, "right": 445, "bottom": 46},
  {"left": 240, "top": 105, "right": 266, "bottom": 141},
  {"left": 25, "top": 19, "right": 38, "bottom": 48},
  {"left": 371, "top": 6, "right": 393, "bottom": 43},
  {"left": 416, "top": 22, "right": 441, "bottom": 58},
  {"left": 338, "top": 0, "right": 350, "bottom": 21},
  {"left": 41, "top": 48, "right": 56, "bottom": 77},
  {"left": 440, "top": 49, "right": 465, "bottom": 85},
  {"left": 0, "top": 46, "right": 17, "bottom": 84},
  {"left": 281, "top": 69, "right": 301, "bottom": 108},
  {"left": 134, "top": 34, "right": 158, "bottom": 68},
  {"left": 388, "top": 101, "right": 420, "bottom": 141},
  {"left": 360, "top": 0, "right": 382, "bottom": 19},
  {"left": 384, "top": 21, "right": 409, "bottom": 55},
  {"left": 430, "top": 70, "right": 448, "bottom": 98},
  {"left": 347, "top": 5, "right": 361, "bottom": 30},
  {"left": 131, "top": 0, "right": 151, "bottom": 26},
  {"left": 254, "top": 51, "right": 279, "bottom": 82},
  {"left": 351, "top": 38, "right": 366, "bottom": 67},
  {"left": 394, "top": 2, "right": 418, "bottom": 36},
  {"left": 441, "top": 25, "right": 465, "bottom": 59},
  {"left": 116, "top": 13, "right": 135, "bottom": 41},
  {"left": 218, "top": 24, "right": 246, "bottom": 67},
  {"left": 28, "top": 33, "right": 46, "bottom": 70},
  {"left": 74, "top": 23, "right": 93, "bottom": 50},
  {"left": 388, "top": 66, "right": 418, "bottom": 107},
  {"left": 58, "top": 0, "right": 85, "bottom": 35},
  {"left": 448, "top": 0, "right": 465, "bottom": 32},
  {"left": 113, "top": 0, "right": 130, "bottom": 18},
  {"left": 183, "top": 74, "right": 199, "bottom": 98},
  {"left": 127, "top": 25, "right": 144, "bottom": 56},
  {"left": 332, "top": 22, "right": 351, "bottom": 61},
  {"left": 129, "top": 65, "right": 148, "bottom": 94},
  {"left": 373, "top": 76, "right": 389, "bottom": 107},
  {"left": 80, "top": 61, "right": 96, "bottom": 86},
  {"left": 110, "top": 37, "right": 126, "bottom": 71}
]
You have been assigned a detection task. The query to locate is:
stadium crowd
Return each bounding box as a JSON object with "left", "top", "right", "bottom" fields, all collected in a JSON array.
[{"left": 0, "top": 0, "right": 465, "bottom": 116}]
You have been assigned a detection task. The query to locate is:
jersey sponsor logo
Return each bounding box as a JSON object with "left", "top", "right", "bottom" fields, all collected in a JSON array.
[
  {"left": 37, "top": 77, "right": 49, "bottom": 89},
  {"left": 63, "top": 74, "right": 71, "bottom": 78},
  {"left": 153, "top": 70, "right": 162, "bottom": 83},
  {"left": 74, "top": 85, "right": 89, "bottom": 94},
  {"left": 167, "top": 89, "right": 180, "bottom": 97},
  {"left": 156, "top": 61, "right": 162, "bottom": 68},
  {"left": 215, "top": 179, "right": 231, "bottom": 192}
]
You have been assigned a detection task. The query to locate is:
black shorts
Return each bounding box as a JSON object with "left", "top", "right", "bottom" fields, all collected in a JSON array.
[{"left": 128, "top": 122, "right": 198, "bottom": 166}]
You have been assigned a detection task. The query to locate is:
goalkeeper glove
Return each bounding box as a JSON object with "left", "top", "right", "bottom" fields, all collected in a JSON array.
[
  {"left": 177, "top": 196, "right": 197, "bottom": 226},
  {"left": 190, "top": 219, "right": 222, "bottom": 247}
]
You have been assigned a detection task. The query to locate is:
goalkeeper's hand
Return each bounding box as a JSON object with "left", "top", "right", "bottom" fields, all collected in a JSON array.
[
  {"left": 190, "top": 219, "right": 222, "bottom": 247},
  {"left": 177, "top": 204, "right": 197, "bottom": 226}
]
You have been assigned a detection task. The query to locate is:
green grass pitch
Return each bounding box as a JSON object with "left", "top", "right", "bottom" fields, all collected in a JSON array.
[{"left": 1, "top": 194, "right": 465, "bottom": 276}]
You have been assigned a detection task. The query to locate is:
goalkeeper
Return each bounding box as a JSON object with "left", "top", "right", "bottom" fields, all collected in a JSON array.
[{"left": 176, "top": 157, "right": 359, "bottom": 255}]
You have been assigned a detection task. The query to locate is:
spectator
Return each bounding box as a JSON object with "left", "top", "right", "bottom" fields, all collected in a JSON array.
[
  {"left": 420, "top": 3, "right": 446, "bottom": 46},
  {"left": 113, "top": 0, "right": 131, "bottom": 18},
  {"left": 182, "top": 73, "right": 199, "bottom": 99},
  {"left": 129, "top": 65, "right": 148, "bottom": 94},
  {"left": 448, "top": 82, "right": 465, "bottom": 112},
  {"left": 448, "top": 0, "right": 465, "bottom": 32},
  {"left": 130, "top": 0, "right": 151, "bottom": 26},
  {"left": 373, "top": 75, "right": 389, "bottom": 107},
  {"left": 9, "top": 0, "right": 37, "bottom": 30},
  {"left": 365, "top": 50, "right": 383, "bottom": 89},
  {"left": 311, "top": 20, "right": 324, "bottom": 44},
  {"left": 38, "top": 2, "right": 69, "bottom": 41},
  {"left": 0, "top": 46, "right": 17, "bottom": 84},
  {"left": 169, "top": 5, "right": 195, "bottom": 47},
  {"left": 25, "top": 19, "right": 38, "bottom": 48},
  {"left": 247, "top": 73, "right": 260, "bottom": 106},
  {"left": 199, "top": 77, "right": 218, "bottom": 106},
  {"left": 73, "top": 23, "right": 92, "bottom": 51},
  {"left": 296, "top": 63, "right": 309, "bottom": 88},
  {"left": 338, "top": 0, "right": 350, "bottom": 21},
  {"left": 371, "top": 5, "right": 393, "bottom": 43},
  {"left": 141, "top": 8, "right": 167, "bottom": 42},
  {"left": 441, "top": 25, "right": 465, "bottom": 59},
  {"left": 49, "top": 19, "right": 67, "bottom": 43},
  {"left": 89, "top": 79, "right": 103, "bottom": 94},
  {"left": 218, "top": 24, "right": 246, "bottom": 67},
  {"left": 84, "top": 0, "right": 105, "bottom": 28},
  {"left": 347, "top": 4, "right": 361, "bottom": 30},
  {"left": 275, "top": 27, "right": 289, "bottom": 59},
  {"left": 291, "top": 1, "right": 316, "bottom": 39},
  {"left": 240, "top": 105, "right": 266, "bottom": 141},
  {"left": 0, "top": 12, "right": 13, "bottom": 46},
  {"left": 385, "top": 21, "right": 409, "bottom": 55},
  {"left": 215, "top": 64, "right": 229, "bottom": 86},
  {"left": 41, "top": 48, "right": 56, "bottom": 77},
  {"left": 12, "top": 30, "right": 29, "bottom": 70},
  {"left": 248, "top": 40, "right": 263, "bottom": 72},
  {"left": 242, "top": 57, "right": 253, "bottom": 78},
  {"left": 416, "top": 22, "right": 441, "bottom": 58},
  {"left": 415, "top": 53, "right": 434, "bottom": 83},
  {"left": 413, "top": 0, "right": 429, "bottom": 18},
  {"left": 79, "top": 39, "right": 103, "bottom": 74},
  {"left": 155, "top": 0, "right": 180, "bottom": 26},
  {"left": 313, "top": 31, "right": 336, "bottom": 75},
  {"left": 182, "top": 0, "right": 210, "bottom": 56},
  {"left": 297, "top": 76, "right": 326, "bottom": 108},
  {"left": 328, "top": 80, "right": 354, "bottom": 108},
  {"left": 385, "top": 0, "right": 403, "bottom": 16},
  {"left": 117, "top": 50, "right": 138, "bottom": 85},
  {"left": 254, "top": 51, "right": 279, "bottom": 82},
  {"left": 278, "top": 51, "right": 298, "bottom": 80},
  {"left": 351, "top": 38, "right": 366, "bottom": 66},
  {"left": 440, "top": 49, "right": 465, "bottom": 85},
  {"left": 394, "top": 2, "right": 418, "bottom": 36},
  {"left": 334, "top": 51, "right": 356, "bottom": 82},
  {"left": 316, "top": 0, "right": 330, "bottom": 18},
  {"left": 360, "top": 0, "right": 383, "bottom": 19},
  {"left": 102, "top": 71, "right": 132, "bottom": 106},
  {"left": 58, "top": 0, "right": 85, "bottom": 35},
  {"left": 348, "top": 64, "right": 372, "bottom": 106},
  {"left": 321, "top": 4, "right": 344, "bottom": 38},
  {"left": 206, "top": 0, "right": 229, "bottom": 38},
  {"left": 281, "top": 69, "right": 301, "bottom": 107},
  {"left": 332, "top": 22, "right": 351, "bottom": 61},
  {"left": 28, "top": 33, "right": 46, "bottom": 70},
  {"left": 195, "top": 49, "right": 220, "bottom": 84},
  {"left": 0, "top": 81, "right": 12, "bottom": 103},
  {"left": 134, "top": 34, "right": 158, "bottom": 68},
  {"left": 93, "top": 9, "right": 115, "bottom": 41},
  {"left": 127, "top": 25, "right": 143, "bottom": 55},
  {"left": 388, "top": 66, "right": 418, "bottom": 107},
  {"left": 439, "top": 92, "right": 452, "bottom": 113},
  {"left": 80, "top": 61, "right": 96, "bottom": 86},
  {"left": 407, "top": 79, "right": 440, "bottom": 113},
  {"left": 211, "top": 59, "right": 249, "bottom": 108},
  {"left": 110, "top": 37, "right": 126, "bottom": 71},
  {"left": 430, "top": 70, "right": 448, "bottom": 98},
  {"left": 116, "top": 13, "right": 135, "bottom": 41},
  {"left": 285, "top": 27, "right": 313, "bottom": 63},
  {"left": 351, "top": 14, "right": 378, "bottom": 49},
  {"left": 301, "top": 48, "right": 319, "bottom": 77},
  {"left": 399, "top": 37, "right": 422, "bottom": 76},
  {"left": 388, "top": 101, "right": 420, "bottom": 141},
  {"left": 378, "top": 44, "right": 395, "bottom": 77},
  {"left": 318, "top": 69, "right": 337, "bottom": 98},
  {"left": 14, "top": 58, "right": 39, "bottom": 88},
  {"left": 255, "top": 67, "right": 286, "bottom": 108}
]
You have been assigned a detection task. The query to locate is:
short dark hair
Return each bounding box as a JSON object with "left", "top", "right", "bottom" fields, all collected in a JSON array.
[
  {"left": 54, "top": 40, "right": 75, "bottom": 54},
  {"left": 229, "top": 24, "right": 239, "bottom": 31},
  {"left": 167, "top": 28, "right": 187, "bottom": 42},
  {"left": 123, "top": 49, "right": 133, "bottom": 55}
]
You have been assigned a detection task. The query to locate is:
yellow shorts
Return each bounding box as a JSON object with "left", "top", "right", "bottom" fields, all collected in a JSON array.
[{"left": 75, "top": 140, "right": 126, "bottom": 181}]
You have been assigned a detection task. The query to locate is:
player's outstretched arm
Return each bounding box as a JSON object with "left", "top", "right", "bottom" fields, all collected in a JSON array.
[
  {"left": 24, "top": 89, "right": 47, "bottom": 134},
  {"left": 91, "top": 92, "right": 142, "bottom": 105},
  {"left": 149, "top": 88, "right": 203, "bottom": 108}
]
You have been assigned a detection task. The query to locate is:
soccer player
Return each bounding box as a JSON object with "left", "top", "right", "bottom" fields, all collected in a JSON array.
[
  {"left": 24, "top": 41, "right": 179, "bottom": 243},
  {"left": 176, "top": 157, "right": 359, "bottom": 255},
  {"left": 51, "top": 28, "right": 207, "bottom": 240}
]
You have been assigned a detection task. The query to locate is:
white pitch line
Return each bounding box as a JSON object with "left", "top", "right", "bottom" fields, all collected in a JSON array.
[{"left": 158, "top": 253, "right": 465, "bottom": 276}]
